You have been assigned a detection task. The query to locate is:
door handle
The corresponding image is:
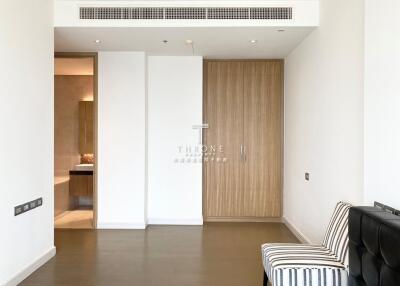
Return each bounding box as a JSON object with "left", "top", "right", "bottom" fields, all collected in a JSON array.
[
  {"left": 240, "top": 145, "right": 246, "bottom": 161},
  {"left": 192, "top": 123, "right": 209, "bottom": 144},
  {"left": 240, "top": 145, "right": 247, "bottom": 161}
]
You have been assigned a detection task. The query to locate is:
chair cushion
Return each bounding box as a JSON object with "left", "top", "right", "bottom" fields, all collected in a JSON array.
[
  {"left": 322, "top": 201, "right": 352, "bottom": 266},
  {"left": 261, "top": 243, "right": 348, "bottom": 286}
]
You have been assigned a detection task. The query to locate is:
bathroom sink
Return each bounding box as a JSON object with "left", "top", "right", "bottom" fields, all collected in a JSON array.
[{"left": 74, "top": 164, "right": 94, "bottom": 171}]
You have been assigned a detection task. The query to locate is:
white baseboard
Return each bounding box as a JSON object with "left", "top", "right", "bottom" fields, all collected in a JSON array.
[
  {"left": 4, "top": 246, "right": 56, "bottom": 286},
  {"left": 97, "top": 222, "right": 147, "bottom": 229},
  {"left": 147, "top": 218, "right": 203, "bottom": 225},
  {"left": 282, "top": 217, "right": 311, "bottom": 244}
]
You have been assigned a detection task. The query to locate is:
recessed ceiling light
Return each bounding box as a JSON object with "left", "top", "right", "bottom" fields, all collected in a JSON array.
[
  {"left": 277, "top": 29, "right": 286, "bottom": 32},
  {"left": 185, "top": 39, "right": 193, "bottom": 45},
  {"left": 249, "top": 39, "right": 258, "bottom": 44},
  {"left": 94, "top": 39, "right": 101, "bottom": 44}
]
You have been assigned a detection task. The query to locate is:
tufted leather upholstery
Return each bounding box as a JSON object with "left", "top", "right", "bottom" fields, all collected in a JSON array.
[{"left": 348, "top": 206, "right": 400, "bottom": 286}]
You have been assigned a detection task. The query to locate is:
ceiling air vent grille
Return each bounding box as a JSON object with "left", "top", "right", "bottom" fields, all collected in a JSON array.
[
  {"left": 208, "top": 8, "right": 249, "bottom": 19},
  {"left": 80, "top": 7, "right": 164, "bottom": 20},
  {"left": 79, "top": 7, "right": 293, "bottom": 20},
  {"left": 250, "top": 7, "right": 292, "bottom": 20},
  {"left": 165, "top": 8, "right": 206, "bottom": 19}
]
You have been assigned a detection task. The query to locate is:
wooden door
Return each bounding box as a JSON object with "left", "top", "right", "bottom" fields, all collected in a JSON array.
[
  {"left": 203, "top": 61, "right": 245, "bottom": 218},
  {"left": 203, "top": 60, "right": 283, "bottom": 220},
  {"left": 243, "top": 61, "right": 283, "bottom": 217}
]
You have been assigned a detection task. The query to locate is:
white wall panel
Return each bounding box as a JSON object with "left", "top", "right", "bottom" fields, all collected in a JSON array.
[
  {"left": 147, "top": 56, "right": 203, "bottom": 224},
  {"left": 0, "top": 0, "right": 55, "bottom": 284},
  {"left": 97, "top": 52, "right": 147, "bottom": 229},
  {"left": 283, "top": 0, "right": 364, "bottom": 243},
  {"left": 364, "top": 0, "right": 400, "bottom": 209}
]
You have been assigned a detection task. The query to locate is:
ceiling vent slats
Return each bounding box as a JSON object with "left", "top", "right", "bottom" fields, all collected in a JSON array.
[
  {"left": 165, "top": 8, "right": 206, "bottom": 19},
  {"left": 79, "top": 7, "right": 293, "bottom": 20},
  {"left": 207, "top": 8, "right": 249, "bottom": 20},
  {"left": 250, "top": 8, "right": 293, "bottom": 20}
]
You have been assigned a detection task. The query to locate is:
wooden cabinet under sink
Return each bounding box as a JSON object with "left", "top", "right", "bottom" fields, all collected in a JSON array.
[{"left": 69, "top": 172, "right": 93, "bottom": 197}]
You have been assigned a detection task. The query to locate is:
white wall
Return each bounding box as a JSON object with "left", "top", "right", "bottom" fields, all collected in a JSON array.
[
  {"left": 283, "top": 0, "right": 364, "bottom": 243},
  {"left": 147, "top": 56, "right": 203, "bottom": 224},
  {"left": 364, "top": 0, "right": 400, "bottom": 209},
  {"left": 97, "top": 52, "right": 147, "bottom": 229},
  {"left": 0, "top": 0, "right": 55, "bottom": 285}
]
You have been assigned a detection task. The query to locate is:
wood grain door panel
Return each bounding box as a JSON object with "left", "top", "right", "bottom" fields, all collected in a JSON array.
[
  {"left": 203, "top": 60, "right": 283, "bottom": 219},
  {"left": 243, "top": 61, "right": 283, "bottom": 217},
  {"left": 203, "top": 61, "right": 245, "bottom": 218}
]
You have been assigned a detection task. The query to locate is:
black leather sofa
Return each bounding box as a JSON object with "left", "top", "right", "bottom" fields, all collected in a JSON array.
[{"left": 349, "top": 206, "right": 400, "bottom": 286}]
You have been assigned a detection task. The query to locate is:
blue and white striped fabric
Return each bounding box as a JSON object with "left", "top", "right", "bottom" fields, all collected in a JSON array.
[{"left": 261, "top": 202, "right": 351, "bottom": 286}]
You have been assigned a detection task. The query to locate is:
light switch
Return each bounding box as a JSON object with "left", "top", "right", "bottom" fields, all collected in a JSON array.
[{"left": 14, "top": 197, "right": 43, "bottom": 216}]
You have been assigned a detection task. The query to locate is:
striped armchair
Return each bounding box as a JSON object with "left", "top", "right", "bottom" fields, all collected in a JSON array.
[{"left": 261, "top": 201, "right": 351, "bottom": 286}]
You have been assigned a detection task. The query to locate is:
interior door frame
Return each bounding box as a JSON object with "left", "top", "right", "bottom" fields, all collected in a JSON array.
[
  {"left": 202, "top": 59, "right": 284, "bottom": 222},
  {"left": 54, "top": 52, "right": 98, "bottom": 229}
]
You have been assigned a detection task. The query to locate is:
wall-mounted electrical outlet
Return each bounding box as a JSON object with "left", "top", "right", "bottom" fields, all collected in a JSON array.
[
  {"left": 305, "top": 172, "right": 310, "bottom": 181},
  {"left": 14, "top": 197, "right": 43, "bottom": 216}
]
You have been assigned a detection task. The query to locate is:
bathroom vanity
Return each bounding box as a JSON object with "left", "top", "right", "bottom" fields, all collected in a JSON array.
[
  {"left": 69, "top": 170, "right": 93, "bottom": 197},
  {"left": 69, "top": 163, "right": 94, "bottom": 209}
]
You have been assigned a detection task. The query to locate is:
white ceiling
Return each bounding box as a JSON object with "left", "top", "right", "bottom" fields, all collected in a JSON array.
[
  {"left": 55, "top": 26, "right": 313, "bottom": 59},
  {"left": 54, "top": 57, "right": 94, "bottom": 75}
]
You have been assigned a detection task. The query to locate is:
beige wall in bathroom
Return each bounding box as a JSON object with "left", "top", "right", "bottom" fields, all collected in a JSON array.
[{"left": 54, "top": 75, "right": 93, "bottom": 177}]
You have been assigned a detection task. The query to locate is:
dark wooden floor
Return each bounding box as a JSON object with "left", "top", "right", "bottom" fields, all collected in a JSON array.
[{"left": 20, "top": 223, "right": 298, "bottom": 286}]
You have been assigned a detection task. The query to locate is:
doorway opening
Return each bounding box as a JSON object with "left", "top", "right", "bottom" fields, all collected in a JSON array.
[{"left": 54, "top": 53, "right": 98, "bottom": 229}]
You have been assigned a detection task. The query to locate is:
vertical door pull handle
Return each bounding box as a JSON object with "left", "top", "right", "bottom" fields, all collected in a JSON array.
[{"left": 240, "top": 145, "right": 244, "bottom": 161}]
